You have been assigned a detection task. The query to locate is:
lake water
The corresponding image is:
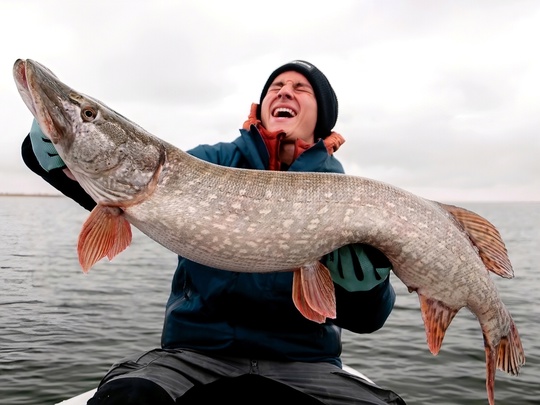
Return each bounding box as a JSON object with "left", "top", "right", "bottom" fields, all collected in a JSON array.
[{"left": 0, "top": 196, "right": 538, "bottom": 405}]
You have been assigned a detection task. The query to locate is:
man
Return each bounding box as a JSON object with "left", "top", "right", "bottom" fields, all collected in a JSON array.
[{"left": 22, "top": 60, "right": 405, "bottom": 404}]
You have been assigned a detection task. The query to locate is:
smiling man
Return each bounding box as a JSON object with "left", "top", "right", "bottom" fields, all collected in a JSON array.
[
  {"left": 260, "top": 69, "right": 319, "bottom": 158},
  {"left": 252, "top": 60, "right": 341, "bottom": 171},
  {"left": 22, "top": 60, "right": 404, "bottom": 404}
]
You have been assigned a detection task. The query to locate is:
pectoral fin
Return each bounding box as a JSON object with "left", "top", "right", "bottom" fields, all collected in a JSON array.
[
  {"left": 77, "top": 205, "right": 132, "bottom": 273},
  {"left": 292, "top": 262, "right": 336, "bottom": 323}
]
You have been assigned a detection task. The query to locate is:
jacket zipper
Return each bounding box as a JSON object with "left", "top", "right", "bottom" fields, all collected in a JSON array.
[{"left": 250, "top": 359, "right": 259, "bottom": 374}]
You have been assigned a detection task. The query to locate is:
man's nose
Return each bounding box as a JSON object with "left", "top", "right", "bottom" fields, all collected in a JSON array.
[{"left": 277, "top": 82, "right": 294, "bottom": 99}]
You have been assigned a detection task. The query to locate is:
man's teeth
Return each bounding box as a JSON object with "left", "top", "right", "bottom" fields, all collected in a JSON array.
[{"left": 273, "top": 107, "right": 296, "bottom": 118}]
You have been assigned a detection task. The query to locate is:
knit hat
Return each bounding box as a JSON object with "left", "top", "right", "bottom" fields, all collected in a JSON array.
[{"left": 257, "top": 60, "right": 338, "bottom": 139}]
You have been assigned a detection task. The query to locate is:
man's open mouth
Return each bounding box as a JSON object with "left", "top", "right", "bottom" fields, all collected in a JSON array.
[{"left": 272, "top": 107, "right": 297, "bottom": 118}]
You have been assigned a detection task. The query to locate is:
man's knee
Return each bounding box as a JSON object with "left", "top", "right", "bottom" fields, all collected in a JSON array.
[{"left": 87, "top": 377, "right": 175, "bottom": 405}]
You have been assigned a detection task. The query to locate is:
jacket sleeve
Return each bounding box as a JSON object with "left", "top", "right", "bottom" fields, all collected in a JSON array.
[
  {"left": 332, "top": 277, "right": 396, "bottom": 333},
  {"left": 21, "top": 134, "right": 96, "bottom": 211},
  {"left": 323, "top": 243, "right": 396, "bottom": 333}
]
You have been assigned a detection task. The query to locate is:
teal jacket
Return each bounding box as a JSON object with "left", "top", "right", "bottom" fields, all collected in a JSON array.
[{"left": 21, "top": 126, "right": 396, "bottom": 367}]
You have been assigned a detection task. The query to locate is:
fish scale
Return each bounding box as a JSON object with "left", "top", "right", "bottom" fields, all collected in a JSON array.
[{"left": 13, "top": 58, "right": 525, "bottom": 405}]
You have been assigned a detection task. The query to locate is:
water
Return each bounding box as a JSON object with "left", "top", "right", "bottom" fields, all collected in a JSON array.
[{"left": 0, "top": 197, "right": 539, "bottom": 405}]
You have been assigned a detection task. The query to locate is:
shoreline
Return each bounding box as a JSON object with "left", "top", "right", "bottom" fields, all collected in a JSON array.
[{"left": 0, "top": 193, "right": 63, "bottom": 197}]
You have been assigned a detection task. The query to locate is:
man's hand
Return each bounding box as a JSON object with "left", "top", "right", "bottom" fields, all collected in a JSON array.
[
  {"left": 323, "top": 244, "right": 391, "bottom": 292},
  {"left": 29, "top": 119, "right": 66, "bottom": 172}
]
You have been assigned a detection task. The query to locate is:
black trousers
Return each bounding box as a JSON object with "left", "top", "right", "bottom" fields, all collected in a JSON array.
[
  {"left": 87, "top": 349, "right": 405, "bottom": 405},
  {"left": 88, "top": 374, "right": 325, "bottom": 405}
]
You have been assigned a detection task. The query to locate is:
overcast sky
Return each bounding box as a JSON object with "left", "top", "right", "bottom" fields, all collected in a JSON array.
[{"left": 1, "top": 0, "right": 539, "bottom": 202}]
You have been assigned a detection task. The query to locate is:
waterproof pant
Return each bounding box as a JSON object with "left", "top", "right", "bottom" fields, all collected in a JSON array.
[{"left": 87, "top": 349, "right": 406, "bottom": 405}]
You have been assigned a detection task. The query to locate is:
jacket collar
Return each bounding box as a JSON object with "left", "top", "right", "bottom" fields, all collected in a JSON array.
[
  {"left": 235, "top": 125, "right": 344, "bottom": 174},
  {"left": 241, "top": 103, "right": 346, "bottom": 171}
]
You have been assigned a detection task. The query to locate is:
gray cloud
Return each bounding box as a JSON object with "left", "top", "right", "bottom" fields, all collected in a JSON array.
[{"left": 1, "top": 0, "right": 539, "bottom": 201}]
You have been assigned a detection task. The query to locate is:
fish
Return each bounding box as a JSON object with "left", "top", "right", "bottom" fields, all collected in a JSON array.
[{"left": 13, "top": 59, "right": 525, "bottom": 404}]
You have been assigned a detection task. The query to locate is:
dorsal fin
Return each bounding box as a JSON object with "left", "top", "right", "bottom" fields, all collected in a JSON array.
[{"left": 437, "top": 202, "right": 513, "bottom": 278}]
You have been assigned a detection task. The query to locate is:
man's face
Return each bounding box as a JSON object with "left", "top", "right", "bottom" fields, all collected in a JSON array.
[{"left": 260, "top": 71, "right": 318, "bottom": 144}]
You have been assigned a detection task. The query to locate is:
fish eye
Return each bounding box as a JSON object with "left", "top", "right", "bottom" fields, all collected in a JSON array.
[{"left": 81, "top": 107, "right": 97, "bottom": 121}]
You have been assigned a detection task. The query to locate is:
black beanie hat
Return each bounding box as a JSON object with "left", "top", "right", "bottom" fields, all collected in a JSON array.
[{"left": 257, "top": 60, "right": 338, "bottom": 139}]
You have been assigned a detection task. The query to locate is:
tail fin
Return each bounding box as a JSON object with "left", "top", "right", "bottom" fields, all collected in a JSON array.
[
  {"left": 496, "top": 318, "right": 525, "bottom": 375},
  {"left": 483, "top": 317, "right": 526, "bottom": 405}
]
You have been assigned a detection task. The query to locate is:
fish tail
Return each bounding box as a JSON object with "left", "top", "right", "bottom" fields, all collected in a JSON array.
[
  {"left": 496, "top": 317, "right": 526, "bottom": 375},
  {"left": 483, "top": 315, "right": 526, "bottom": 405},
  {"left": 484, "top": 341, "right": 497, "bottom": 405}
]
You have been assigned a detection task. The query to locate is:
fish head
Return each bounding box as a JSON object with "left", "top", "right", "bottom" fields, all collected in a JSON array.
[{"left": 13, "top": 59, "right": 165, "bottom": 205}]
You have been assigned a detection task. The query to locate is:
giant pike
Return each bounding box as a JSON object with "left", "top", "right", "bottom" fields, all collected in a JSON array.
[{"left": 14, "top": 59, "right": 524, "bottom": 404}]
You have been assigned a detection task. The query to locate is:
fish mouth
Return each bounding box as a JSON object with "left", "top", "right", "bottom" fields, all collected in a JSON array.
[
  {"left": 13, "top": 59, "right": 73, "bottom": 145},
  {"left": 13, "top": 59, "right": 38, "bottom": 117}
]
